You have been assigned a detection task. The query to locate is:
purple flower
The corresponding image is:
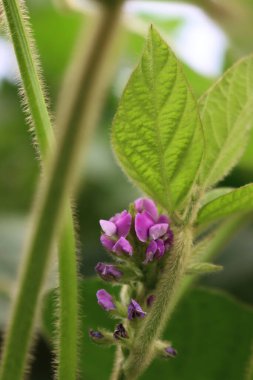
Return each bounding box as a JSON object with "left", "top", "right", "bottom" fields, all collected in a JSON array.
[
  {"left": 135, "top": 198, "right": 159, "bottom": 221},
  {"left": 89, "top": 329, "right": 104, "bottom": 340},
  {"left": 146, "top": 294, "right": 156, "bottom": 307},
  {"left": 96, "top": 289, "right": 116, "bottom": 311},
  {"left": 113, "top": 323, "right": 128, "bottom": 340},
  {"left": 100, "top": 210, "right": 133, "bottom": 256},
  {"left": 128, "top": 299, "right": 147, "bottom": 320},
  {"left": 145, "top": 239, "right": 165, "bottom": 263},
  {"left": 95, "top": 263, "right": 123, "bottom": 282},
  {"left": 134, "top": 198, "right": 173, "bottom": 262},
  {"left": 165, "top": 346, "right": 177, "bottom": 358}
]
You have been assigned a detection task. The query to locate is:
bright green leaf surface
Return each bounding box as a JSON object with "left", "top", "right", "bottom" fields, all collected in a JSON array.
[
  {"left": 112, "top": 26, "right": 204, "bottom": 212},
  {"left": 199, "top": 55, "right": 253, "bottom": 189},
  {"left": 43, "top": 279, "right": 253, "bottom": 380},
  {"left": 201, "top": 187, "right": 234, "bottom": 207},
  {"left": 197, "top": 184, "right": 253, "bottom": 225},
  {"left": 186, "top": 262, "right": 223, "bottom": 275}
]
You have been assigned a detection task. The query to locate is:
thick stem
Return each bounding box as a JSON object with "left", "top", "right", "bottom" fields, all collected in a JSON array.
[
  {"left": 0, "top": 0, "right": 54, "bottom": 155},
  {"left": 110, "top": 347, "right": 126, "bottom": 380},
  {"left": 123, "top": 226, "right": 193, "bottom": 380},
  {"left": 0, "top": 3, "right": 123, "bottom": 380},
  {"left": 0, "top": 1, "right": 78, "bottom": 379}
]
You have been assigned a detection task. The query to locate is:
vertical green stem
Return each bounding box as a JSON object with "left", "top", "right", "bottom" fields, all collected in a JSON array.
[
  {"left": 0, "top": 0, "right": 54, "bottom": 155},
  {"left": 0, "top": 0, "right": 78, "bottom": 379},
  {"left": 123, "top": 226, "right": 193, "bottom": 380},
  {"left": 111, "top": 347, "right": 126, "bottom": 380},
  {"left": 0, "top": 2, "right": 123, "bottom": 380}
]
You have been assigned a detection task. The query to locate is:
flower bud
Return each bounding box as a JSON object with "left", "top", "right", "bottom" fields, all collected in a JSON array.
[
  {"left": 95, "top": 262, "right": 123, "bottom": 282},
  {"left": 128, "top": 299, "right": 146, "bottom": 320},
  {"left": 146, "top": 294, "right": 156, "bottom": 308},
  {"left": 96, "top": 289, "right": 116, "bottom": 311},
  {"left": 89, "top": 329, "right": 114, "bottom": 346},
  {"left": 113, "top": 323, "right": 129, "bottom": 340},
  {"left": 165, "top": 346, "right": 177, "bottom": 358}
]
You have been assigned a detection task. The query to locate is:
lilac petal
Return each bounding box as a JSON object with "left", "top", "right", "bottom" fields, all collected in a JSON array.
[
  {"left": 149, "top": 223, "right": 168, "bottom": 240},
  {"left": 100, "top": 235, "right": 114, "bottom": 251},
  {"left": 96, "top": 289, "right": 116, "bottom": 311},
  {"left": 95, "top": 262, "right": 123, "bottom": 281},
  {"left": 157, "top": 214, "right": 170, "bottom": 224},
  {"left": 110, "top": 210, "right": 127, "bottom": 223},
  {"left": 145, "top": 240, "right": 157, "bottom": 263},
  {"left": 115, "top": 211, "right": 132, "bottom": 237},
  {"left": 134, "top": 198, "right": 158, "bottom": 221},
  {"left": 113, "top": 237, "right": 133, "bottom": 256},
  {"left": 99, "top": 220, "right": 117, "bottom": 236},
  {"left": 155, "top": 239, "right": 165, "bottom": 259},
  {"left": 128, "top": 299, "right": 147, "bottom": 320},
  {"left": 135, "top": 212, "right": 154, "bottom": 242}
]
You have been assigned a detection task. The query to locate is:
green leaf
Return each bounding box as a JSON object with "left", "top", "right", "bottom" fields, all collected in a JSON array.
[
  {"left": 186, "top": 262, "right": 223, "bottom": 275},
  {"left": 201, "top": 187, "right": 234, "bottom": 207},
  {"left": 197, "top": 184, "right": 253, "bottom": 226},
  {"left": 43, "top": 279, "right": 253, "bottom": 380},
  {"left": 112, "top": 26, "right": 204, "bottom": 212},
  {"left": 199, "top": 55, "right": 253, "bottom": 189}
]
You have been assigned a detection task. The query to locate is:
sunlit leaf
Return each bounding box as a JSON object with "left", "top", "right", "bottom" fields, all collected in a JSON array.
[
  {"left": 112, "top": 26, "right": 204, "bottom": 212},
  {"left": 199, "top": 55, "right": 253, "bottom": 189},
  {"left": 197, "top": 184, "right": 253, "bottom": 226}
]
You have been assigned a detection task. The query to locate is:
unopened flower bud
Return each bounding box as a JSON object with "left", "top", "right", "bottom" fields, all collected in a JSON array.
[
  {"left": 165, "top": 346, "right": 177, "bottom": 358},
  {"left": 89, "top": 329, "right": 104, "bottom": 340},
  {"left": 128, "top": 299, "right": 146, "bottom": 320},
  {"left": 146, "top": 294, "right": 156, "bottom": 307},
  {"left": 96, "top": 289, "right": 116, "bottom": 311},
  {"left": 113, "top": 323, "right": 129, "bottom": 340},
  {"left": 95, "top": 262, "right": 123, "bottom": 282}
]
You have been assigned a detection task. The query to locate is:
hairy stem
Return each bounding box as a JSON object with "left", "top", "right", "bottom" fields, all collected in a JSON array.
[
  {"left": 0, "top": 0, "right": 54, "bottom": 155},
  {"left": 0, "top": 2, "right": 123, "bottom": 380},
  {"left": 123, "top": 226, "right": 193, "bottom": 379},
  {"left": 0, "top": 1, "right": 79, "bottom": 379},
  {"left": 110, "top": 347, "right": 126, "bottom": 380}
]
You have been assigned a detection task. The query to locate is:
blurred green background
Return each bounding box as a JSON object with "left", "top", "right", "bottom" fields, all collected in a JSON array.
[{"left": 1, "top": 0, "right": 253, "bottom": 378}]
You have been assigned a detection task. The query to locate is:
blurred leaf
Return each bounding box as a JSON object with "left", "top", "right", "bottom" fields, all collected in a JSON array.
[
  {"left": 0, "top": 215, "right": 27, "bottom": 280},
  {"left": 197, "top": 184, "right": 253, "bottom": 226},
  {"left": 29, "top": 1, "right": 83, "bottom": 99},
  {"left": 186, "top": 262, "right": 223, "bottom": 275},
  {"left": 43, "top": 279, "right": 253, "bottom": 380},
  {"left": 0, "top": 215, "right": 26, "bottom": 326},
  {"left": 112, "top": 26, "right": 204, "bottom": 212},
  {"left": 201, "top": 187, "right": 233, "bottom": 207},
  {"left": 199, "top": 55, "right": 253, "bottom": 189},
  {"left": 0, "top": 288, "right": 10, "bottom": 329}
]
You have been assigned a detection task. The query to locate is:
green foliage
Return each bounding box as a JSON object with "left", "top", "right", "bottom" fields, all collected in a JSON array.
[
  {"left": 112, "top": 26, "right": 204, "bottom": 213},
  {"left": 200, "top": 188, "right": 233, "bottom": 207},
  {"left": 186, "top": 262, "right": 223, "bottom": 275},
  {"left": 198, "top": 55, "right": 253, "bottom": 189},
  {"left": 197, "top": 184, "right": 253, "bottom": 226},
  {"left": 43, "top": 279, "right": 253, "bottom": 380}
]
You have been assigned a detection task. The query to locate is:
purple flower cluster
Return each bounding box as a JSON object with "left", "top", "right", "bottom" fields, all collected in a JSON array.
[
  {"left": 90, "top": 199, "right": 178, "bottom": 361},
  {"left": 134, "top": 198, "right": 173, "bottom": 263},
  {"left": 99, "top": 197, "right": 173, "bottom": 264}
]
